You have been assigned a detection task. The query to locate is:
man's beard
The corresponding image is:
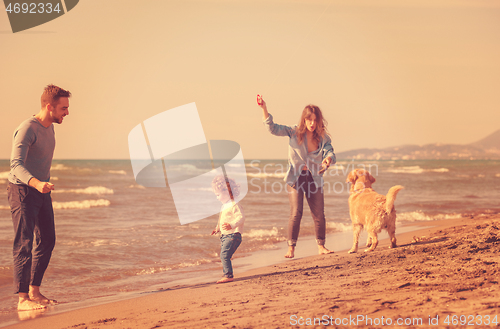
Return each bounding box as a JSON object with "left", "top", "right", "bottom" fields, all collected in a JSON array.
[{"left": 52, "top": 116, "right": 63, "bottom": 124}]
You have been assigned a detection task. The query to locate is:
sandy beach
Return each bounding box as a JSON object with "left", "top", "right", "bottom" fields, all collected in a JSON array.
[{"left": 3, "top": 211, "right": 499, "bottom": 329}]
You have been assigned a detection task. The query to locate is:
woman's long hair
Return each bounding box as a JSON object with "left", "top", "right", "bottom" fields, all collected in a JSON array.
[{"left": 296, "top": 104, "right": 330, "bottom": 145}]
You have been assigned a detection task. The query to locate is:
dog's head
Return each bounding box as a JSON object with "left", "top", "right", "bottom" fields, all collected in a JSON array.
[{"left": 346, "top": 169, "right": 376, "bottom": 192}]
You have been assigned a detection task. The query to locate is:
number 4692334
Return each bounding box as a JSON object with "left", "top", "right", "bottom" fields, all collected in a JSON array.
[
  {"left": 5, "top": 2, "right": 61, "bottom": 14},
  {"left": 444, "top": 315, "right": 498, "bottom": 326}
]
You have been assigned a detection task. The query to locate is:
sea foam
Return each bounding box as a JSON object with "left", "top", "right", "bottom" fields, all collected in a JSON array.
[
  {"left": 327, "top": 221, "right": 352, "bottom": 232},
  {"left": 187, "top": 187, "right": 214, "bottom": 192},
  {"left": 51, "top": 164, "right": 70, "bottom": 171},
  {"left": 387, "top": 166, "right": 449, "bottom": 174},
  {"left": 397, "top": 211, "right": 461, "bottom": 222},
  {"left": 52, "top": 199, "right": 111, "bottom": 209},
  {"left": 52, "top": 186, "right": 114, "bottom": 195},
  {"left": 247, "top": 172, "right": 286, "bottom": 178},
  {"left": 109, "top": 170, "right": 127, "bottom": 175},
  {"left": 245, "top": 227, "right": 279, "bottom": 238}
]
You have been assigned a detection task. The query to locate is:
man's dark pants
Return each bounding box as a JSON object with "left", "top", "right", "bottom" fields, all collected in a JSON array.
[{"left": 7, "top": 183, "right": 55, "bottom": 294}]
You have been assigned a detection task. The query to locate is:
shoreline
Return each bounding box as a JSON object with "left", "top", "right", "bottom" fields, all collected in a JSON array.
[
  {"left": 4, "top": 213, "right": 500, "bottom": 328},
  {"left": 0, "top": 220, "right": 430, "bottom": 327}
]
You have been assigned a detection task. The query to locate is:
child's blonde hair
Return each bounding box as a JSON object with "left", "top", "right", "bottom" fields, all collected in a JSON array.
[{"left": 212, "top": 174, "right": 240, "bottom": 199}]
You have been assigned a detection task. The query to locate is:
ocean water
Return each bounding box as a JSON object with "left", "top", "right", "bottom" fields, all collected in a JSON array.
[{"left": 0, "top": 159, "right": 499, "bottom": 322}]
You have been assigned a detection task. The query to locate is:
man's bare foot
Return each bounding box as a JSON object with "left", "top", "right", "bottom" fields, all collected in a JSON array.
[
  {"left": 29, "top": 293, "right": 57, "bottom": 305},
  {"left": 285, "top": 245, "right": 295, "bottom": 258},
  {"left": 17, "top": 308, "right": 45, "bottom": 321},
  {"left": 18, "top": 298, "right": 46, "bottom": 311},
  {"left": 29, "top": 286, "right": 58, "bottom": 305},
  {"left": 318, "top": 245, "right": 334, "bottom": 255}
]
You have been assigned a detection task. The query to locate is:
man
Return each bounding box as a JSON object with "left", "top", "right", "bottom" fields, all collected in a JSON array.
[{"left": 7, "top": 84, "right": 70, "bottom": 311}]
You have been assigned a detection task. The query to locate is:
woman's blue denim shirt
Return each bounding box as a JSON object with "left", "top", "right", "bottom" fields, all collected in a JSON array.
[{"left": 264, "top": 113, "right": 336, "bottom": 188}]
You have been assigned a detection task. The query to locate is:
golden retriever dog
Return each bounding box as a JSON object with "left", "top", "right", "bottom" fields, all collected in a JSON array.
[{"left": 346, "top": 169, "right": 404, "bottom": 253}]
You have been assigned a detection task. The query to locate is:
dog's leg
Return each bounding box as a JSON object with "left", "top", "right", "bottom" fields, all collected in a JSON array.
[
  {"left": 387, "top": 214, "right": 397, "bottom": 249},
  {"left": 364, "top": 231, "right": 378, "bottom": 252},
  {"left": 348, "top": 224, "right": 362, "bottom": 254},
  {"left": 388, "top": 227, "right": 397, "bottom": 248},
  {"left": 365, "top": 236, "right": 372, "bottom": 248}
]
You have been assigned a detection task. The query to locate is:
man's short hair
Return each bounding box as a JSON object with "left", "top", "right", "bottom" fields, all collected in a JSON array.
[{"left": 41, "top": 84, "right": 71, "bottom": 108}]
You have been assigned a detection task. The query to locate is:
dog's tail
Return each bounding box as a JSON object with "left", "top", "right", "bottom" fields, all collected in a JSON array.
[{"left": 386, "top": 185, "right": 404, "bottom": 214}]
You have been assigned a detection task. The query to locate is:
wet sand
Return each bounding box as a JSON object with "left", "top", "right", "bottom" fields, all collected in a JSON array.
[{"left": 4, "top": 213, "right": 500, "bottom": 328}]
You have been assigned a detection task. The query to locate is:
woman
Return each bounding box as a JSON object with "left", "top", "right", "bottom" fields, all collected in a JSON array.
[{"left": 257, "top": 96, "right": 335, "bottom": 258}]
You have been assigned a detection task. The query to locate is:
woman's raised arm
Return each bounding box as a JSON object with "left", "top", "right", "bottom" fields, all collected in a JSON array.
[{"left": 257, "top": 95, "right": 269, "bottom": 120}]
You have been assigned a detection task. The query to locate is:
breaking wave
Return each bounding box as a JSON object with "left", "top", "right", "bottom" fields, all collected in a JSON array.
[
  {"left": 109, "top": 170, "right": 127, "bottom": 175},
  {"left": 52, "top": 199, "right": 111, "bottom": 209},
  {"left": 247, "top": 172, "right": 286, "bottom": 178},
  {"left": 327, "top": 221, "right": 352, "bottom": 232},
  {"left": 187, "top": 187, "right": 214, "bottom": 192},
  {"left": 52, "top": 186, "right": 114, "bottom": 195},
  {"left": 397, "top": 211, "right": 461, "bottom": 222},
  {"left": 245, "top": 227, "right": 279, "bottom": 238},
  {"left": 387, "top": 166, "right": 449, "bottom": 174},
  {"left": 51, "top": 164, "right": 70, "bottom": 171}
]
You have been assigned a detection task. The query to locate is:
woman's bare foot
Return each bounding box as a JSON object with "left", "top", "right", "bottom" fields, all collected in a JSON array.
[
  {"left": 318, "top": 245, "right": 334, "bottom": 255},
  {"left": 18, "top": 296, "right": 46, "bottom": 311},
  {"left": 29, "top": 286, "right": 58, "bottom": 305},
  {"left": 216, "top": 277, "right": 234, "bottom": 284},
  {"left": 285, "top": 245, "right": 295, "bottom": 258}
]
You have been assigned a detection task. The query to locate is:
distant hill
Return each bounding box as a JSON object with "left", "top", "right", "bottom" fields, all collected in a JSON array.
[
  {"left": 470, "top": 129, "right": 500, "bottom": 150},
  {"left": 337, "top": 129, "right": 500, "bottom": 160}
]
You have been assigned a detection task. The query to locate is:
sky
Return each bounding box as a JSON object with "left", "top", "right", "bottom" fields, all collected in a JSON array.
[{"left": 1, "top": 0, "right": 499, "bottom": 160}]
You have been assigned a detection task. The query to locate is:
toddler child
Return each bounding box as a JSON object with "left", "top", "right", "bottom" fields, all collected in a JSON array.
[{"left": 210, "top": 175, "right": 245, "bottom": 283}]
